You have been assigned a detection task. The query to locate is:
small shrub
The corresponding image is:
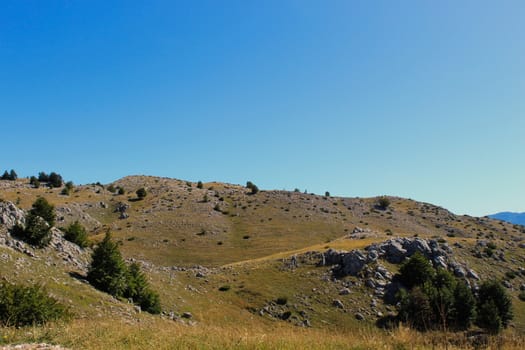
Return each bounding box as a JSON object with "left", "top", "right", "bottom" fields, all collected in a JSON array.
[
  {"left": 505, "top": 271, "right": 517, "bottom": 280},
  {"left": 118, "top": 187, "right": 125, "bottom": 195},
  {"left": 136, "top": 187, "right": 147, "bottom": 200},
  {"left": 276, "top": 296, "right": 288, "bottom": 305},
  {"left": 63, "top": 221, "right": 89, "bottom": 248},
  {"left": 281, "top": 310, "right": 292, "bottom": 320},
  {"left": 218, "top": 285, "right": 231, "bottom": 292},
  {"left": 197, "top": 181, "right": 203, "bottom": 189},
  {"left": 107, "top": 184, "right": 116, "bottom": 193},
  {"left": 377, "top": 196, "right": 390, "bottom": 210},
  {"left": 518, "top": 291, "right": 525, "bottom": 302},
  {"left": 0, "top": 282, "right": 69, "bottom": 326}
]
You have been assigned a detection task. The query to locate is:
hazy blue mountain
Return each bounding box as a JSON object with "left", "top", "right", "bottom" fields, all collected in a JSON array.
[{"left": 488, "top": 212, "right": 525, "bottom": 225}]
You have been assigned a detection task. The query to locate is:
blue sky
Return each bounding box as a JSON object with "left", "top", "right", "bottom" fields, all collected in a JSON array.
[{"left": 1, "top": 1, "right": 524, "bottom": 216}]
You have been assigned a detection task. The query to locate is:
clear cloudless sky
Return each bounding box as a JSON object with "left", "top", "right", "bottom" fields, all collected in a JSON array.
[{"left": 1, "top": 0, "right": 524, "bottom": 216}]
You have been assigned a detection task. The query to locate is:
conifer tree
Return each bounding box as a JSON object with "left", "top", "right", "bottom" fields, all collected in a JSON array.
[{"left": 87, "top": 231, "right": 128, "bottom": 297}]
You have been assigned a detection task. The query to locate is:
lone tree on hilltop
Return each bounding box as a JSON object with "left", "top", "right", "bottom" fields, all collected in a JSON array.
[
  {"left": 246, "top": 181, "right": 259, "bottom": 194},
  {"left": 377, "top": 196, "right": 391, "bottom": 210},
  {"left": 136, "top": 187, "right": 147, "bottom": 200},
  {"left": 48, "top": 172, "right": 63, "bottom": 188}
]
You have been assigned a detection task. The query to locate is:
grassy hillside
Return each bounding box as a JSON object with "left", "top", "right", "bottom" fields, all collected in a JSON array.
[{"left": 1, "top": 176, "right": 525, "bottom": 349}]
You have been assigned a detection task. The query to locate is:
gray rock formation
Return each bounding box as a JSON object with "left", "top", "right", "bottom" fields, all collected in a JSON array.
[{"left": 0, "top": 201, "right": 25, "bottom": 229}]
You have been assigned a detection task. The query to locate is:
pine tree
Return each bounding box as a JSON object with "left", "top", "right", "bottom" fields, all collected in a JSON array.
[
  {"left": 125, "top": 263, "right": 161, "bottom": 314},
  {"left": 1, "top": 171, "right": 9, "bottom": 180},
  {"left": 9, "top": 169, "right": 17, "bottom": 180},
  {"left": 87, "top": 231, "right": 128, "bottom": 297}
]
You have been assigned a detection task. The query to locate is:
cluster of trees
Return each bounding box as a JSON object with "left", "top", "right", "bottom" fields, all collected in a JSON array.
[
  {"left": 30, "top": 171, "right": 64, "bottom": 188},
  {"left": 246, "top": 181, "right": 259, "bottom": 195},
  {"left": 395, "top": 252, "right": 513, "bottom": 334},
  {"left": 1, "top": 169, "right": 17, "bottom": 181},
  {"left": 87, "top": 232, "right": 161, "bottom": 314}
]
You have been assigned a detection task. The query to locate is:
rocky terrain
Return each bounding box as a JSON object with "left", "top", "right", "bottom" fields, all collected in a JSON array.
[{"left": 0, "top": 176, "right": 524, "bottom": 349}]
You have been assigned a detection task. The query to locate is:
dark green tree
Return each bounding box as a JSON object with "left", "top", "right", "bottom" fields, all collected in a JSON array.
[
  {"left": 325, "top": 191, "right": 330, "bottom": 197},
  {"left": 48, "top": 172, "right": 63, "bottom": 188},
  {"left": 136, "top": 187, "right": 147, "bottom": 200},
  {"left": 19, "top": 214, "right": 52, "bottom": 247},
  {"left": 118, "top": 187, "right": 125, "bottom": 195},
  {"left": 398, "top": 252, "right": 435, "bottom": 289},
  {"left": 476, "top": 280, "right": 513, "bottom": 333},
  {"left": 397, "top": 287, "right": 433, "bottom": 331},
  {"left": 424, "top": 268, "right": 457, "bottom": 331},
  {"left": 125, "top": 263, "right": 161, "bottom": 314},
  {"left": 87, "top": 231, "right": 128, "bottom": 297},
  {"left": 9, "top": 169, "right": 17, "bottom": 180},
  {"left": 452, "top": 280, "right": 477, "bottom": 330},
  {"left": 38, "top": 172, "right": 49, "bottom": 182},
  {"left": 377, "top": 196, "right": 391, "bottom": 210},
  {"left": 63, "top": 221, "right": 89, "bottom": 248},
  {"left": 30, "top": 197, "right": 55, "bottom": 227},
  {"left": 1, "top": 171, "right": 9, "bottom": 180},
  {"left": 29, "top": 176, "right": 40, "bottom": 188},
  {"left": 197, "top": 181, "right": 203, "bottom": 189}
]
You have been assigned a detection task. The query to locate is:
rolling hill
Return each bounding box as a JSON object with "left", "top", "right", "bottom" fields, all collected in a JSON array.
[{"left": 1, "top": 175, "right": 525, "bottom": 349}]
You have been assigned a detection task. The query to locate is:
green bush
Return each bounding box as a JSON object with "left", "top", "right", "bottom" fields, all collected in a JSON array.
[
  {"left": 63, "top": 221, "right": 89, "bottom": 248},
  {"left": 12, "top": 198, "right": 56, "bottom": 248},
  {"left": 197, "top": 181, "right": 203, "bottom": 189},
  {"left": 276, "top": 296, "right": 288, "bottom": 305},
  {"left": 0, "top": 281, "right": 69, "bottom": 327},
  {"left": 118, "top": 187, "right": 125, "bottom": 195}
]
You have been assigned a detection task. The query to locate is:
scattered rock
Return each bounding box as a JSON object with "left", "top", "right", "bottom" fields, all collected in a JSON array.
[
  {"left": 332, "top": 299, "right": 344, "bottom": 309},
  {"left": 339, "top": 288, "right": 351, "bottom": 295},
  {"left": 355, "top": 313, "right": 365, "bottom": 321},
  {"left": 182, "top": 312, "right": 193, "bottom": 319}
]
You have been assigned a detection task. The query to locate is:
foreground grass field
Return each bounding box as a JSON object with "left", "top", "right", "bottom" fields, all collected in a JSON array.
[{"left": 2, "top": 318, "right": 525, "bottom": 350}]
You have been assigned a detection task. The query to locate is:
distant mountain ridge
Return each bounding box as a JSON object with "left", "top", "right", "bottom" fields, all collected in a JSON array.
[{"left": 488, "top": 212, "right": 525, "bottom": 225}]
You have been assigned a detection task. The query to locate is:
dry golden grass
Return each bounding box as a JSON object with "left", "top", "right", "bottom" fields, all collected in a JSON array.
[{"left": 2, "top": 319, "right": 525, "bottom": 350}]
